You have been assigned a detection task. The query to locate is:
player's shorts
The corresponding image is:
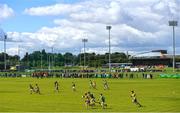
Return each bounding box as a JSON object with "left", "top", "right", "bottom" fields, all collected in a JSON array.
[
  {"left": 85, "top": 100, "right": 90, "bottom": 105},
  {"left": 101, "top": 102, "right": 105, "bottom": 106},
  {"left": 90, "top": 99, "right": 95, "bottom": 103},
  {"left": 132, "top": 98, "right": 137, "bottom": 103},
  {"left": 30, "top": 89, "right": 34, "bottom": 92}
]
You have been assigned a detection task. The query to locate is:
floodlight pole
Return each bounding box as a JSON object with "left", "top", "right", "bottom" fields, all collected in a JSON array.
[
  {"left": 48, "top": 54, "right": 51, "bottom": 73},
  {"left": 18, "top": 45, "right": 20, "bottom": 72},
  {"left": 106, "top": 26, "right": 112, "bottom": 75},
  {"left": 80, "top": 48, "right": 81, "bottom": 66},
  {"left": 41, "top": 50, "right": 42, "bottom": 70},
  {"left": 4, "top": 34, "right": 7, "bottom": 71},
  {"left": 169, "top": 20, "right": 178, "bottom": 72},
  {"left": 51, "top": 47, "right": 54, "bottom": 69},
  {"left": 172, "top": 26, "right": 175, "bottom": 72},
  {"left": 46, "top": 51, "right": 48, "bottom": 69},
  {"left": 82, "top": 39, "right": 88, "bottom": 69}
]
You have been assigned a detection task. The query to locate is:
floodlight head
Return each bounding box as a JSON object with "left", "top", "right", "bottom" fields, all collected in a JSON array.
[
  {"left": 106, "top": 26, "right": 112, "bottom": 30},
  {"left": 4, "top": 34, "right": 7, "bottom": 39},
  {"left": 169, "top": 21, "right": 178, "bottom": 26},
  {"left": 82, "top": 38, "right": 88, "bottom": 42}
]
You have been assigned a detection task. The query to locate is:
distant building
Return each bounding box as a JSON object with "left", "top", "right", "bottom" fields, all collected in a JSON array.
[
  {"left": 16, "top": 65, "right": 29, "bottom": 71},
  {"left": 130, "top": 50, "right": 180, "bottom": 67},
  {"left": 176, "top": 62, "right": 180, "bottom": 68},
  {"left": 104, "top": 63, "right": 132, "bottom": 68},
  {"left": 131, "top": 57, "right": 171, "bottom": 66}
]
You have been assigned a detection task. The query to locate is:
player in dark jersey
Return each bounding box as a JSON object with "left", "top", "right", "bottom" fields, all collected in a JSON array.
[
  {"left": 54, "top": 81, "right": 59, "bottom": 92},
  {"left": 99, "top": 93, "right": 107, "bottom": 109},
  {"left": 82, "top": 92, "right": 90, "bottom": 108},
  {"left": 89, "top": 92, "right": 96, "bottom": 107},
  {"left": 29, "top": 84, "right": 34, "bottom": 94}
]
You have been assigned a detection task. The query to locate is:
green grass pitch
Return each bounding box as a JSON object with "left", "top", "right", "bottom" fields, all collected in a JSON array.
[{"left": 0, "top": 78, "right": 180, "bottom": 112}]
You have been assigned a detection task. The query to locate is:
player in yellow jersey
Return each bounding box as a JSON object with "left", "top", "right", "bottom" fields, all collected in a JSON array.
[
  {"left": 130, "top": 90, "right": 142, "bottom": 107},
  {"left": 72, "top": 82, "right": 76, "bottom": 91}
]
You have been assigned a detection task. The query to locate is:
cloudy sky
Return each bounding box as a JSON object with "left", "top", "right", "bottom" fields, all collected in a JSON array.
[{"left": 0, "top": 0, "right": 180, "bottom": 57}]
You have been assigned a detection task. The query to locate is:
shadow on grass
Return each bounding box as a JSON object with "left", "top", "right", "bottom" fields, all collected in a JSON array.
[{"left": 89, "top": 106, "right": 112, "bottom": 110}]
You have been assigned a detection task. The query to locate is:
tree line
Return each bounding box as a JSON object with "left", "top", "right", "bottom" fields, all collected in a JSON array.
[{"left": 0, "top": 49, "right": 129, "bottom": 69}]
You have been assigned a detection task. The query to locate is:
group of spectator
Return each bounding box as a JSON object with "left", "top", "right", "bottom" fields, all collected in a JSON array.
[
  {"left": 142, "top": 73, "right": 153, "bottom": 79},
  {"left": 0, "top": 71, "right": 153, "bottom": 79},
  {"left": 0, "top": 73, "right": 21, "bottom": 77}
]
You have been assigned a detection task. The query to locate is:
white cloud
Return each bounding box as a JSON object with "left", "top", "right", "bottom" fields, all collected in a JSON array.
[
  {"left": 6, "top": 46, "right": 27, "bottom": 57},
  {"left": 0, "top": 4, "right": 14, "bottom": 20},
  {"left": 6, "top": 47, "right": 18, "bottom": 56},
  {"left": 6, "top": 0, "right": 180, "bottom": 56},
  {"left": 24, "top": 3, "right": 83, "bottom": 16}
]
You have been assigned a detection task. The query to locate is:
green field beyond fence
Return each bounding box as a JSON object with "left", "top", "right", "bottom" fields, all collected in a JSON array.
[{"left": 160, "top": 74, "right": 180, "bottom": 78}]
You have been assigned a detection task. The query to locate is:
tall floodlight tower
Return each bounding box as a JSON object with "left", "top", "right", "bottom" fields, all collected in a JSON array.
[
  {"left": 106, "top": 25, "right": 112, "bottom": 75},
  {"left": 18, "top": 45, "right": 20, "bottom": 71},
  {"left": 82, "top": 39, "right": 88, "bottom": 69},
  {"left": 41, "top": 49, "right": 43, "bottom": 70},
  {"left": 169, "top": 20, "right": 178, "bottom": 72},
  {"left": 51, "top": 47, "right": 54, "bottom": 70},
  {"left": 79, "top": 48, "right": 82, "bottom": 66},
  {"left": 4, "top": 34, "right": 7, "bottom": 70},
  {"left": 48, "top": 51, "right": 51, "bottom": 73}
]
